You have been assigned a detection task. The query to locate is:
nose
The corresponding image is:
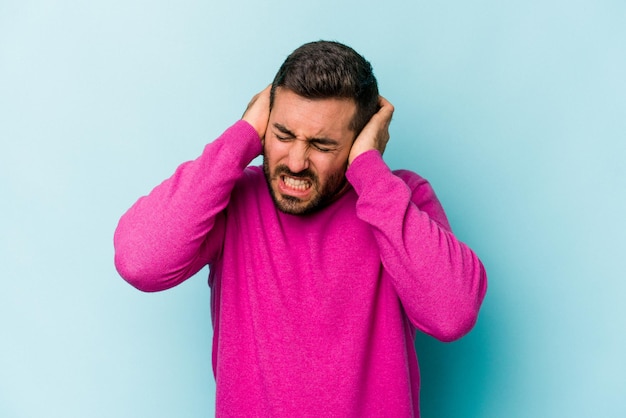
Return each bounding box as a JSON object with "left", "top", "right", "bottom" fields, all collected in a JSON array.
[{"left": 286, "top": 139, "right": 310, "bottom": 173}]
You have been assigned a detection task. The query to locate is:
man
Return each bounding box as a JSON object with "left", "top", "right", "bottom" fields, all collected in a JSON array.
[{"left": 114, "top": 40, "right": 487, "bottom": 417}]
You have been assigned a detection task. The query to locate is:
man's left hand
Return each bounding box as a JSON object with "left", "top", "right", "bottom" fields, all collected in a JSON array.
[{"left": 348, "top": 96, "right": 394, "bottom": 165}]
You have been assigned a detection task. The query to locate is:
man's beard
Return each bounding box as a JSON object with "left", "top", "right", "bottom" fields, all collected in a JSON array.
[{"left": 263, "top": 154, "right": 347, "bottom": 215}]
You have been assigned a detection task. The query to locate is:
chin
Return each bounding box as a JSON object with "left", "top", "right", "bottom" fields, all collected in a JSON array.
[{"left": 274, "top": 193, "right": 320, "bottom": 215}]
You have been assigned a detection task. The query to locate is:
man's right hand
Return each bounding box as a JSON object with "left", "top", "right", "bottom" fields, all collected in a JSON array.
[{"left": 242, "top": 85, "right": 272, "bottom": 142}]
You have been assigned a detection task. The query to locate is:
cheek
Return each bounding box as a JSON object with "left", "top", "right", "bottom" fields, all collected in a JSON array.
[
  {"left": 264, "top": 139, "right": 289, "bottom": 163},
  {"left": 312, "top": 154, "right": 348, "bottom": 179}
]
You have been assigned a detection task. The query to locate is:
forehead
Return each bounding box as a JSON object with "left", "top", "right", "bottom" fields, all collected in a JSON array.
[{"left": 270, "top": 88, "right": 357, "bottom": 142}]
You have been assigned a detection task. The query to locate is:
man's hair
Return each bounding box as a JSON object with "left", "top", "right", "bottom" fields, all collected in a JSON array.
[{"left": 270, "top": 40, "right": 379, "bottom": 135}]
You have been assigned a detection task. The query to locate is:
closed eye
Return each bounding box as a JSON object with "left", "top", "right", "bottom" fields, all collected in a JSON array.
[
  {"left": 273, "top": 123, "right": 295, "bottom": 140},
  {"left": 311, "top": 142, "right": 332, "bottom": 152},
  {"left": 274, "top": 132, "right": 294, "bottom": 142}
]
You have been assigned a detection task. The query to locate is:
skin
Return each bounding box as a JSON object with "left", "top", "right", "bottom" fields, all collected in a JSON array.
[{"left": 243, "top": 85, "right": 394, "bottom": 215}]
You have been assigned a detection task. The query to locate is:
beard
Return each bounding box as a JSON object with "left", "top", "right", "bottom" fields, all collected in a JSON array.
[{"left": 263, "top": 154, "right": 347, "bottom": 215}]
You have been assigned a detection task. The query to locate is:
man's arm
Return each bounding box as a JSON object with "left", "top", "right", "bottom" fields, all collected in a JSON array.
[
  {"left": 113, "top": 88, "right": 270, "bottom": 291},
  {"left": 346, "top": 99, "right": 487, "bottom": 342}
]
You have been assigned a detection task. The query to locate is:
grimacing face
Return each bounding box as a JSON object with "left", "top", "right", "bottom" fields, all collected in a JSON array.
[{"left": 263, "top": 88, "right": 357, "bottom": 215}]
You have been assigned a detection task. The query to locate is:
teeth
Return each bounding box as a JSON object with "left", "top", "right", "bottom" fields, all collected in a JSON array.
[{"left": 283, "top": 176, "right": 311, "bottom": 191}]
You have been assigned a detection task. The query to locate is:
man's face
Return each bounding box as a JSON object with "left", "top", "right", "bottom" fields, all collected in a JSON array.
[{"left": 263, "top": 88, "right": 357, "bottom": 215}]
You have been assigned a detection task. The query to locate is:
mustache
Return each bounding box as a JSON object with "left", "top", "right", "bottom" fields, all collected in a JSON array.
[{"left": 273, "top": 165, "right": 318, "bottom": 181}]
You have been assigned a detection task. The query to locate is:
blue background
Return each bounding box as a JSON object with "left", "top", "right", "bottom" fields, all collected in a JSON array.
[{"left": 1, "top": 0, "right": 625, "bottom": 417}]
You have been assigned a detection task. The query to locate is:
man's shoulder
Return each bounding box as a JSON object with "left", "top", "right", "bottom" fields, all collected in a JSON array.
[
  {"left": 229, "top": 165, "right": 272, "bottom": 210},
  {"left": 391, "top": 168, "right": 431, "bottom": 191},
  {"left": 234, "top": 164, "right": 268, "bottom": 195},
  {"left": 242, "top": 164, "right": 264, "bottom": 180},
  {"left": 230, "top": 164, "right": 263, "bottom": 192}
]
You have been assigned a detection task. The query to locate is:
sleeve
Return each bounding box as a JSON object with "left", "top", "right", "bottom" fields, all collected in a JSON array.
[
  {"left": 346, "top": 150, "right": 488, "bottom": 342},
  {"left": 113, "top": 120, "right": 262, "bottom": 292}
]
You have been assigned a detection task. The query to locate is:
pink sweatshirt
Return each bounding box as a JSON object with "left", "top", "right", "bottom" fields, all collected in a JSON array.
[{"left": 114, "top": 120, "right": 487, "bottom": 417}]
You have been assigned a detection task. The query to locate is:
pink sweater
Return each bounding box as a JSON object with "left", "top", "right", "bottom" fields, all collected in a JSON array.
[{"left": 114, "top": 120, "right": 487, "bottom": 417}]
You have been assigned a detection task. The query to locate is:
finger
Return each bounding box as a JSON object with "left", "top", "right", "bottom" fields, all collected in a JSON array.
[
  {"left": 377, "top": 96, "right": 394, "bottom": 120},
  {"left": 244, "top": 85, "right": 272, "bottom": 109},
  {"left": 378, "top": 95, "right": 393, "bottom": 107},
  {"left": 242, "top": 85, "right": 272, "bottom": 138}
]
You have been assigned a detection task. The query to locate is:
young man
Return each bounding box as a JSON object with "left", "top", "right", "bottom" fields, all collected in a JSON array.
[{"left": 114, "top": 40, "right": 487, "bottom": 417}]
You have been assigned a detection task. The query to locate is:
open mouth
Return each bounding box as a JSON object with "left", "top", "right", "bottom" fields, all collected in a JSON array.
[
  {"left": 282, "top": 175, "right": 311, "bottom": 191},
  {"left": 278, "top": 174, "right": 314, "bottom": 197}
]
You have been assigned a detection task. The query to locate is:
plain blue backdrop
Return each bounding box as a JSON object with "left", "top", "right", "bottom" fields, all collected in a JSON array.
[{"left": 1, "top": 0, "right": 624, "bottom": 417}]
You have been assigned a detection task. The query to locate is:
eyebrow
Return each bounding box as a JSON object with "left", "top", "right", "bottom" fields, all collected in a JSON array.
[{"left": 273, "top": 123, "right": 340, "bottom": 146}]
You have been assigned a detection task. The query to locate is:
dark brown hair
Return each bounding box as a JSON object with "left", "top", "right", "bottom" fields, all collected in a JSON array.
[{"left": 270, "top": 41, "right": 379, "bottom": 134}]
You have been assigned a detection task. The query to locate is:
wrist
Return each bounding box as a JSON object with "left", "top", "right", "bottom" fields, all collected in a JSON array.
[
  {"left": 240, "top": 117, "right": 266, "bottom": 141},
  {"left": 348, "top": 144, "right": 377, "bottom": 166}
]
